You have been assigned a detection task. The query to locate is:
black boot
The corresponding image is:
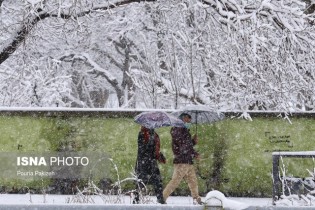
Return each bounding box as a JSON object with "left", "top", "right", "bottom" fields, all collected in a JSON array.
[{"left": 157, "top": 197, "right": 166, "bottom": 204}]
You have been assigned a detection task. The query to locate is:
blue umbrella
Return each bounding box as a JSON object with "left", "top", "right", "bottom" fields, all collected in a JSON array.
[{"left": 134, "top": 111, "right": 185, "bottom": 129}]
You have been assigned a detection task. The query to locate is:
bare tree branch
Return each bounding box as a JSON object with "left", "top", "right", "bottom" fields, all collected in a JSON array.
[
  {"left": 0, "top": 0, "right": 156, "bottom": 65},
  {"left": 1, "top": 0, "right": 311, "bottom": 66},
  {"left": 0, "top": 11, "right": 49, "bottom": 64}
]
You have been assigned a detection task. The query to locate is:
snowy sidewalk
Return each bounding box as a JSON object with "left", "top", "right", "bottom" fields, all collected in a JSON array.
[
  {"left": 0, "top": 204, "right": 204, "bottom": 210},
  {"left": 0, "top": 193, "right": 272, "bottom": 210},
  {"left": 0, "top": 194, "right": 204, "bottom": 210},
  {"left": 2, "top": 193, "right": 314, "bottom": 209},
  {"left": 1, "top": 204, "right": 315, "bottom": 210}
]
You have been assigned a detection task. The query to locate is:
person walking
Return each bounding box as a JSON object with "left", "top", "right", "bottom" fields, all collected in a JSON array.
[
  {"left": 135, "top": 126, "right": 166, "bottom": 204},
  {"left": 163, "top": 113, "right": 203, "bottom": 205}
]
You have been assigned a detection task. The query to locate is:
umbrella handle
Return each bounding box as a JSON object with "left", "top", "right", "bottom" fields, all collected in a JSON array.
[{"left": 195, "top": 112, "right": 198, "bottom": 135}]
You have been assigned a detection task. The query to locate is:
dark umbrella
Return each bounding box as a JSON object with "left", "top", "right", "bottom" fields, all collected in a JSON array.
[
  {"left": 134, "top": 111, "right": 185, "bottom": 129},
  {"left": 172, "top": 105, "right": 225, "bottom": 133}
]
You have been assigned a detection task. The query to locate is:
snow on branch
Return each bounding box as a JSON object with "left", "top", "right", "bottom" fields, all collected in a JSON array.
[
  {"left": 0, "top": 0, "right": 156, "bottom": 65},
  {"left": 58, "top": 53, "right": 119, "bottom": 87},
  {"left": 201, "top": 0, "right": 312, "bottom": 30}
]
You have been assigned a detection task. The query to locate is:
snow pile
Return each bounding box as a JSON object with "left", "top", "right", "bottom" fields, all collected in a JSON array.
[
  {"left": 275, "top": 194, "right": 315, "bottom": 207},
  {"left": 204, "top": 190, "right": 249, "bottom": 210}
]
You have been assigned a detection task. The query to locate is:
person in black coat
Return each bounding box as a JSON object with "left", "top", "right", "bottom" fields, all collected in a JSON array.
[{"left": 135, "top": 126, "right": 166, "bottom": 204}]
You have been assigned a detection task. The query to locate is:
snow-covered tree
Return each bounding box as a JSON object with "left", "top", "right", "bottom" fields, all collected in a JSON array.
[{"left": 0, "top": 0, "right": 314, "bottom": 111}]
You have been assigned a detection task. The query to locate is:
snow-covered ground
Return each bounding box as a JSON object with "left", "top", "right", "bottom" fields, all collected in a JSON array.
[
  {"left": 0, "top": 192, "right": 272, "bottom": 209},
  {"left": 2, "top": 191, "right": 315, "bottom": 209}
]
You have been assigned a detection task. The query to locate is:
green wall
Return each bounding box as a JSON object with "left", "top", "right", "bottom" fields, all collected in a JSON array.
[{"left": 0, "top": 114, "right": 314, "bottom": 197}]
